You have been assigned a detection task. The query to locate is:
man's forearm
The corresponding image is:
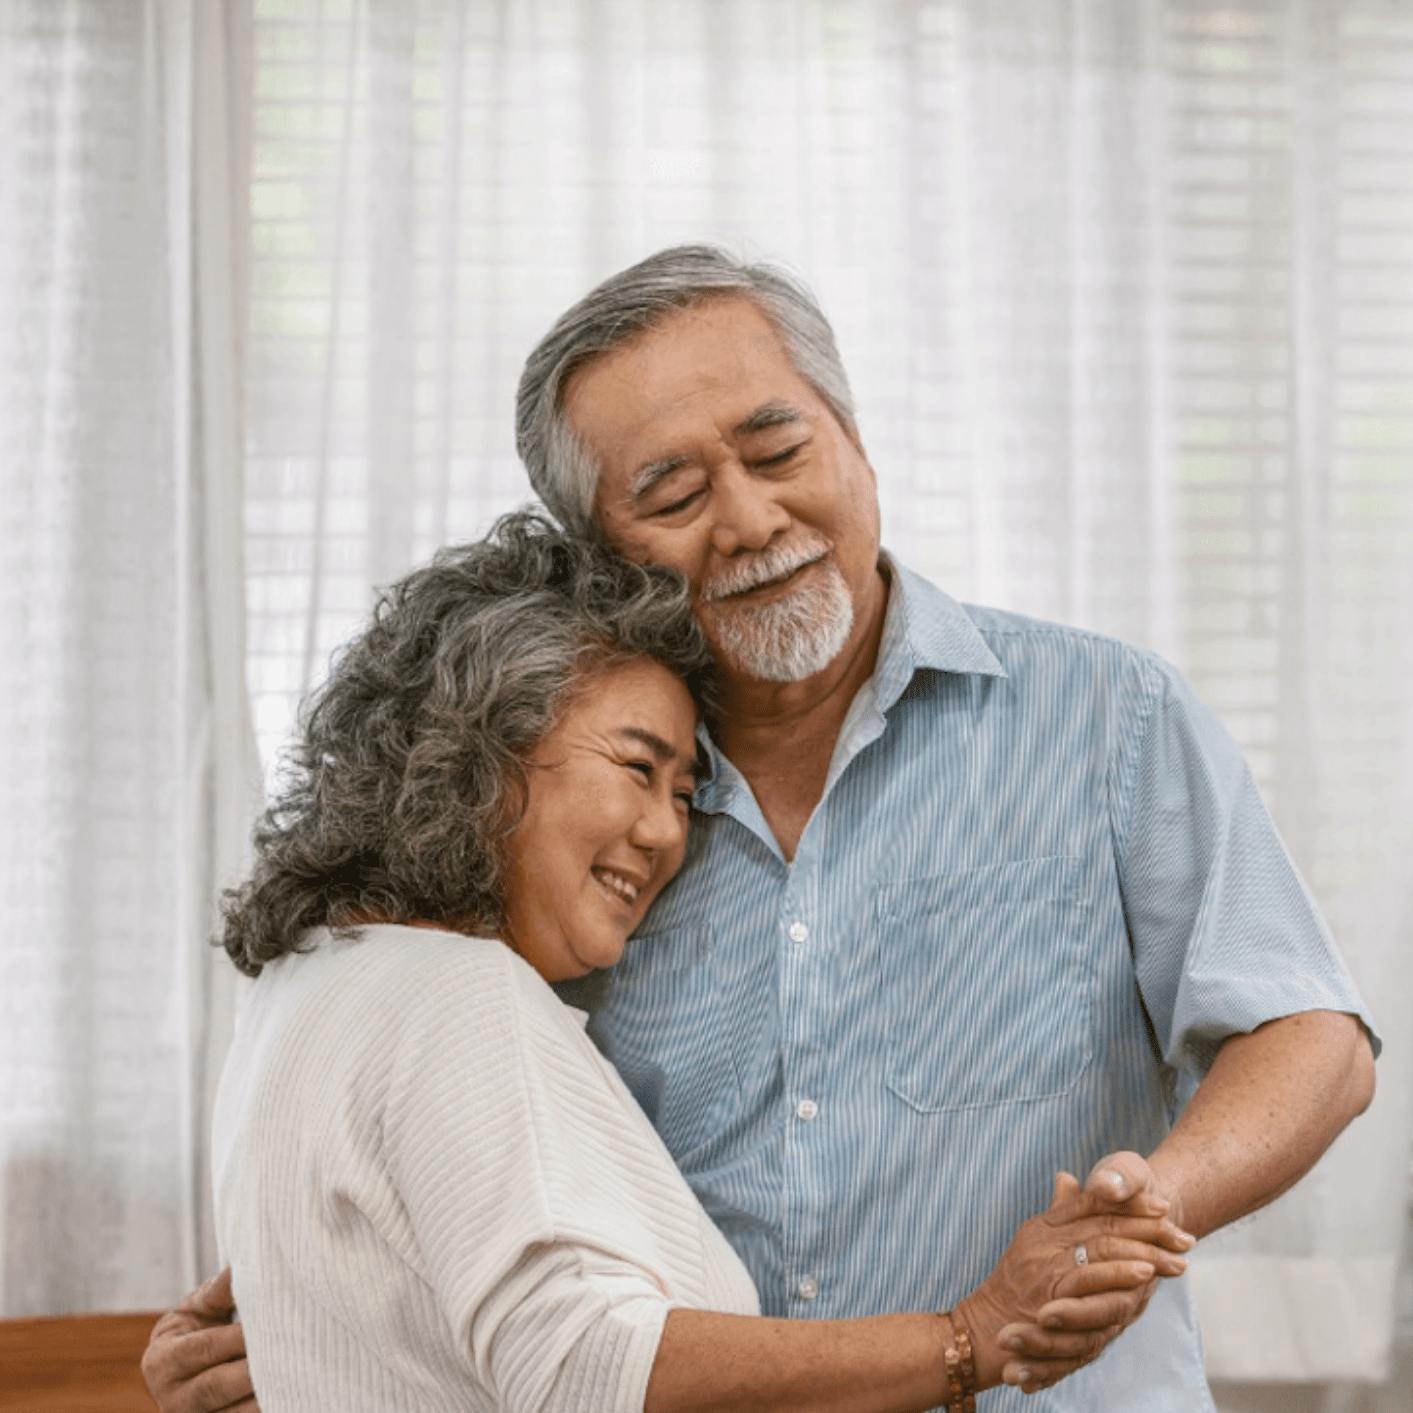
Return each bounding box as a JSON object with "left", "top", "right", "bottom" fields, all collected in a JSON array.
[{"left": 1144, "top": 1009, "right": 1375, "bottom": 1238}]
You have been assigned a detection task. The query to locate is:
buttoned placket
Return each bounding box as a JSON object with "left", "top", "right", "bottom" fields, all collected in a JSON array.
[
  {"left": 752, "top": 654, "right": 896, "bottom": 1315},
  {"left": 779, "top": 849, "right": 827, "bottom": 1313}
]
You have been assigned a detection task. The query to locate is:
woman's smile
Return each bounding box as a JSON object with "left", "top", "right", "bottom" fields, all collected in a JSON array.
[{"left": 592, "top": 865, "right": 645, "bottom": 905}]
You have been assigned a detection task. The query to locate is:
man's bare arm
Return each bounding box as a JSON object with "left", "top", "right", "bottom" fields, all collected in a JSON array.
[
  {"left": 141, "top": 1268, "right": 257, "bottom": 1413},
  {"left": 1088, "top": 1009, "right": 1376, "bottom": 1237}
]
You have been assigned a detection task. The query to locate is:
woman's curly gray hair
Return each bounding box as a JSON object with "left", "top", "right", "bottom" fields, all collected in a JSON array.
[{"left": 221, "top": 510, "right": 714, "bottom": 978}]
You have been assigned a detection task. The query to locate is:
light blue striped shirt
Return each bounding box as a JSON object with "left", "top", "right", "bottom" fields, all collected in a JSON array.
[{"left": 571, "top": 555, "right": 1375, "bottom": 1411}]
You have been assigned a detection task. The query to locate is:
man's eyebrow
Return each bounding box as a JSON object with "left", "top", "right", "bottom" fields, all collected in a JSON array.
[
  {"left": 618, "top": 726, "right": 704, "bottom": 779},
  {"left": 734, "top": 401, "right": 807, "bottom": 437},
  {"left": 627, "top": 455, "right": 691, "bottom": 503}
]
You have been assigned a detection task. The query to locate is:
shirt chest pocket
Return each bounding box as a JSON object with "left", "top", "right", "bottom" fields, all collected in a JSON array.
[{"left": 876, "top": 856, "right": 1095, "bottom": 1112}]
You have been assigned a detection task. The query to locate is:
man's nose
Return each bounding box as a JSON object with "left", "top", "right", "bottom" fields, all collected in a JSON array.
[{"left": 709, "top": 464, "right": 791, "bottom": 556}]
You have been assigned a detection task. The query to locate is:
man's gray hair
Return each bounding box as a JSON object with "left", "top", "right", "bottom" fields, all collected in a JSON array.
[
  {"left": 220, "top": 509, "right": 714, "bottom": 978},
  {"left": 516, "top": 245, "right": 856, "bottom": 533}
]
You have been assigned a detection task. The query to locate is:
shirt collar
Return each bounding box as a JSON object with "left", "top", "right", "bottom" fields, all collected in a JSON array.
[
  {"left": 871, "top": 551, "right": 1006, "bottom": 713},
  {"left": 693, "top": 551, "right": 1005, "bottom": 808}
]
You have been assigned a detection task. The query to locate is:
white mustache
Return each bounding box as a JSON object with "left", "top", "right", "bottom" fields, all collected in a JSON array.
[{"left": 701, "top": 539, "right": 829, "bottom": 603}]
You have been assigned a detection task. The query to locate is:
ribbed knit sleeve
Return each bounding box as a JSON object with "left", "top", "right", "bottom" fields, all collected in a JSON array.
[
  {"left": 374, "top": 939, "right": 691, "bottom": 1412},
  {"left": 468, "top": 1244, "right": 668, "bottom": 1412},
  {"left": 213, "top": 925, "right": 757, "bottom": 1413}
]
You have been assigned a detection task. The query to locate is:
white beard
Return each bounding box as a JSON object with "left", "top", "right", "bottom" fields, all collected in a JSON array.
[{"left": 702, "top": 557, "right": 855, "bottom": 683}]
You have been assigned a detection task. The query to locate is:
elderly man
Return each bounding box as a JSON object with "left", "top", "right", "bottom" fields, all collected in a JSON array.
[{"left": 145, "top": 246, "right": 1376, "bottom": 1411}]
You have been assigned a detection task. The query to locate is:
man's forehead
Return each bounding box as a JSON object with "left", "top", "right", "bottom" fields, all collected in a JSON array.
[{"left": 565, "top": 305, "right": 815, "bottom": 457}]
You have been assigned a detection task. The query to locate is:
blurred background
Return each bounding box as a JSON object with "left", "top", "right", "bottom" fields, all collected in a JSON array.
[{"left": 1, "top": 1, "right": 1410, "bottom": 1406}]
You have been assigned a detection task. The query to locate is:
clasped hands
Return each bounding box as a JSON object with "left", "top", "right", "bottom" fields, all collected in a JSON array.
[
  {"left": 959, "top": 1151, "right": 1192, "bottom": 1395},
  {"left": 140, "top": 1151, "right": 1186, "bottom": 1413}
]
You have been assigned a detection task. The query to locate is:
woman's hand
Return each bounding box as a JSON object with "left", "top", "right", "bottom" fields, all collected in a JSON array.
[
  {"left": 140, "top": 1268, "right": 258, "bottom": 1413},
  {"left": 956, "top": 1171, "right": 1194, "bottom": 1394}
]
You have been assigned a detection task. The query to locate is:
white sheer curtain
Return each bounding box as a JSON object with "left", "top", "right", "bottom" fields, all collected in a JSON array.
[
  {"left": 0, "top": 0, "right": 258, "bottom": 1312},
  {"left": 2, "top": 0, "right": 1409, "bottom": 1402},
  {"left": 244, "top": 0, "right": 1413, "bottom": 1398}
]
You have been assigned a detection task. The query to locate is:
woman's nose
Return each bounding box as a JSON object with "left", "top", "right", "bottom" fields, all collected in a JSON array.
[{"left": 631, "top": 790, "right": 688, "bottom": 855}]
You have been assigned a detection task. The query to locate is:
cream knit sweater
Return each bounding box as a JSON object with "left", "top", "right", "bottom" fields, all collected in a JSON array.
[{"left": 213, "top": 925, "right": 758, "bottom": 1412}]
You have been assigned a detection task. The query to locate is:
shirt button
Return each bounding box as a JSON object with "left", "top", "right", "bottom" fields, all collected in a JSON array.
[
  {"left": 796, "top": 1098, "right": 819, "bottom": 1121},
  {"left": 788, "top": 922, "right": 809, "bottom": 944},
  {"left": 796, "top": 1276, "right": 819, "bottom": 1301}
]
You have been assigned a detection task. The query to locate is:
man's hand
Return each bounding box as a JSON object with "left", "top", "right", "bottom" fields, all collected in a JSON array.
[
  {"left": 1089, "top": 1011, "right": 1375, "bottom": 1241},
  {"left": 1085, "top": 1149, "right": 1176, "bottom": 1219},
  {"left": 1057, "top": 1012, "right": 1375, "bottom": 1390},
  {"left": 141, "top": 1268, "right": 257, "bottom": 1413}
]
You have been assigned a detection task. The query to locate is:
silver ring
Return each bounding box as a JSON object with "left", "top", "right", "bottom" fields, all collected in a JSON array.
[{"left": 1074, "top": 1244, "right": 1089, "bottom": 1266}]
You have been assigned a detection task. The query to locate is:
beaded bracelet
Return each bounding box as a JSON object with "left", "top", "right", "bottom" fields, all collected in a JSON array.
[{"left": 939, "top": 1308, "right": 978, "bottom": 1413}]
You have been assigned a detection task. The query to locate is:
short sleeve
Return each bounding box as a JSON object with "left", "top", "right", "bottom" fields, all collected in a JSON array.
[{"left": 1116, "top": 659, "right": 1379, "bottom": 1079}]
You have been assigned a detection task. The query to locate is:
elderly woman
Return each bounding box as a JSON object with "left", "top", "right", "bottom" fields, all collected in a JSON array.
[{"left": 193, "top": 512, "right": 1189, "bottom": 1413}]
